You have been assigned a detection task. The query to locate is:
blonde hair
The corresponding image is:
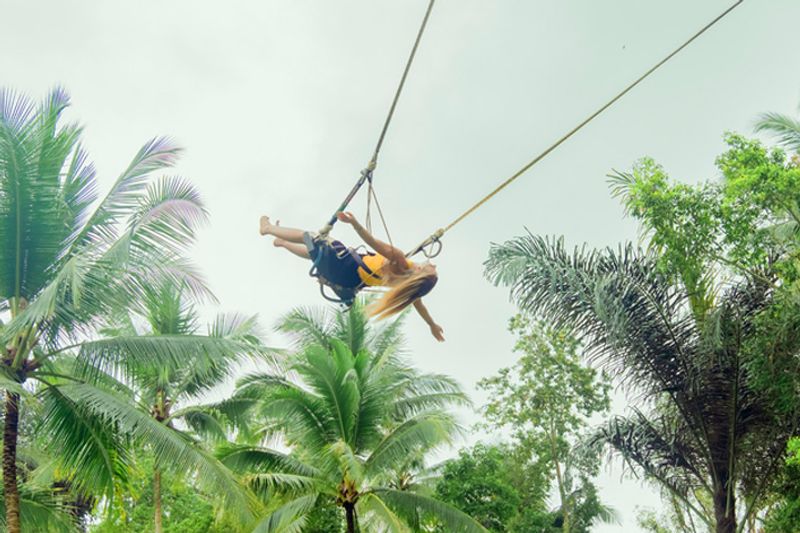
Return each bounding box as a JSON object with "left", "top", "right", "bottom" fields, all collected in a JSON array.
[{"left": 367, "top": 269, "right": 438, "bottom": 320}]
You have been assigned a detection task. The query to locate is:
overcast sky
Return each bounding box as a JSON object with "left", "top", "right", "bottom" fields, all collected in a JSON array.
[{"left": 3, "top": 0, "right": 800, "bottom": 530}]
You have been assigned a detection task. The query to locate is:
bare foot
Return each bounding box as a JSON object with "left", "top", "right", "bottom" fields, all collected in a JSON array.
[
  {"left": 273, "top": 238, "right": 286, "bottom": 248},
  {"left": 260, "top": 216, "right": 279, "bottom": 236}
]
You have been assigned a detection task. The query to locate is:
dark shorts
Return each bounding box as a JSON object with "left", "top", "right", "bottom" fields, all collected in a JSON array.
[{"left": 304, "top": 232, "right": 363, "bottom": 290}]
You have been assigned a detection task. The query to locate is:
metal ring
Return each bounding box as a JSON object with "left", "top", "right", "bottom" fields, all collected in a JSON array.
[{"left": 422, "top": 238, "right": 443, "bottom": 259}]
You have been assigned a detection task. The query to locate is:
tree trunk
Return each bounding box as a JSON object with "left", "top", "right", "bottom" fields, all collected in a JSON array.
[
  {"left": 154, "top": 466, "right": 163, "bottom": 533},
  {"left": 344, "top": 503, "right": 356, "bottom": 533},
  {"left": 548, "top": 419, "right": 570, "bottom": 533},
  {"left": 3, "top": 391, "right": 21, "bottom": 533},
  {"left": 713, "top": 483, "right": 736, "bottom": 533}
]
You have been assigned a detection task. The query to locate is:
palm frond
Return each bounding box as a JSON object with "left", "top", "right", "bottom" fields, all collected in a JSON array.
[
  {"left": 368, "top": 488, "right": 489, "bottom": 533},
  {"left": 276, "top": 306, "right": 333, "bottom": 350},
  {"left": 755, "top": 111, "right": 800, "bottom": 153},
  {"left": 0, "top": 483, "right": 75, "bottom": 533},
  {"left": 0, "top": 87, "right": 82, "bottom": 301},
  {"left": 52, "top": 382, "right": 257, "bottom": 523},
  {"left": 171, "top": 406, "right": 229, "bottom": 442},
  {"left": 365, "top": 414, "right": 459, "bottom": 477},
  {"left": 251, "top": 494, "right": 317, "bottom": 533},
  {"left": 67, "top": 136, "right": 182, "bottom": 254},
  {"left": 69, "top": 335, "right": 254, "bottom": 387},
  {"left": 37, "top": 383, "right": 130, "bottom": 500},
  {"left": 128, "top": 175, "right": 207, "bottom": 254},
  {"left": 359, "top": 492, "right": 412, "bottom": 533}
]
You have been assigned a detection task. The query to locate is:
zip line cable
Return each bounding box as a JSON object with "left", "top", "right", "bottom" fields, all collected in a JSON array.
[
  {"left": 318, "top": 0, "right": 436, "bottom": 239},
  {"left": 406, "top": 0, "right": 745, "bottom": 258}
]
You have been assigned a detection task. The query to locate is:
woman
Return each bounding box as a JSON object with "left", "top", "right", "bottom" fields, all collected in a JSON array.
[{"left": 260, "top": 212, "right": 444, "bottom": 341}]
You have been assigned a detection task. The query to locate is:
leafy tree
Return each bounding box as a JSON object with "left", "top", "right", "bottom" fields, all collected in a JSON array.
[
  {"left": 478, "top": 317, "right": 611, "bottom": 533},
  {"left": 0, "top": 87, "right": 223, "bottom": 532},
  {"left": 91, "top": 454, "right": 245, "bottom": 533},
  {"left": 434, "top": 444, "right": 524, "bottom": 532},
  {"left": 221, "top": 336, "right": 486, "bottom": 533},
  {"left": 762, "top": 442, "right": 800, "bottom": 533},
  {"left": 485, "top": 135, "right": 800, "bottom": 533}
]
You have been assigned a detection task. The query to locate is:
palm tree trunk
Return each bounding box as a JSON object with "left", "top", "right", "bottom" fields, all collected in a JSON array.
[
  {"left": 713, "top": 483, "right": 735, "bottom": 533},
  {"left": 344, "top": 503, "right": 356, "bottom": 533},
  {"left": 154, "top": 465, "right": 163, "bottom": 533},
  {"left": 3, "top": 391, "right": 21, "bottom": 533}
]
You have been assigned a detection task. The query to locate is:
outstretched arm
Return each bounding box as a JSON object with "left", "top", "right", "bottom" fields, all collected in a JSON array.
[
  {"left": 337, "top": 212, "right": 406, "bottom": 265},
  {"left": 413, "top": 299, "right": 445, "bottom": 342}
]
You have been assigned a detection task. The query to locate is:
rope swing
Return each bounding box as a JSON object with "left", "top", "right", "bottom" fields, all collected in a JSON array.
[
  {"left": 317, "top": 0, "right": 436, "bottom": 241},
  {"left": 405, "top": 0, "right": 745, "bottom": 259},
  {"left": 312, "top": 0, "right": 745, "bottom": 282}
]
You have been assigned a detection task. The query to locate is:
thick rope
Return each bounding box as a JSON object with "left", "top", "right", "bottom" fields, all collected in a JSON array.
[
  {"left": 406, "top": 0, "right": 744, "bottom": 258},
  {"left": 319, "top": 0, "right": 436, "bottom": 238}
]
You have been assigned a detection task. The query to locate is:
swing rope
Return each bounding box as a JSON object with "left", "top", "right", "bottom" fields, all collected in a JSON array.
[
  {"left": 318, "top": 0, "right": 436, "bottom": 239},
  {"left": 366, "top": 181, "right": 395, "bottom": 250},
  {"left": 406, "top": 0, "right": 745, "bottom": 259}
]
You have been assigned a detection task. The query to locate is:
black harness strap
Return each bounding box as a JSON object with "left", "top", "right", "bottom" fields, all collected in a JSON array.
[{"left": 308, "top": 245, "right": 381, "bottom": 308}]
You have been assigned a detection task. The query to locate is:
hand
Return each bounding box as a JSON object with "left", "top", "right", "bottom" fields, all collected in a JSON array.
[
  {"left": 430, "top": 323, "right": 445, "bottom": 342},
  {"left": 336, "top": 211, "right": 357, "bottom": 225}
]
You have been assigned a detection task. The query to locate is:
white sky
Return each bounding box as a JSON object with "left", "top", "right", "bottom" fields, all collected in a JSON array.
[{"left": 3, "top": 0, "right": 800, "bottom": 530}]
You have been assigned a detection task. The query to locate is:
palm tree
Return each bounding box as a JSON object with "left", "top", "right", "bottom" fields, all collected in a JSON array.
[
  {"left": 756, "top": 102, "right": 800, "bottom": 154},
  {"left": 485, "top": 235, "right": 800, "bottom": 533},
  {"left": 0, "top": 87, "right": 235, "bottom": 531},
  {"left": 97, "top": 281, "right": 266, "bottom": 532},
  {"left": 221, "top": 337, "right": 487, "bottom": 533}
]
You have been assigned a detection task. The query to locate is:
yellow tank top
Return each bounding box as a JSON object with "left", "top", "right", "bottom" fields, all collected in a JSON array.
[{"left": 357, "top": 254, "right": 414, "bottom": 287}]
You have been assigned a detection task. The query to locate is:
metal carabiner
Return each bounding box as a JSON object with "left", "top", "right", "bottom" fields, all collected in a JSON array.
[{"left": 421, "top": 236, "right": 443, "bottom": 259}]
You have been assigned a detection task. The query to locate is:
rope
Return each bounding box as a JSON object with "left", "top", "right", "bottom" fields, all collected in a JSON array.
[
  {"left": 367, "top": 183, "right": 395, "bottom": 249},
  {"left": 370, "top": 0, "right": 436, "bottom": 168},
  {"left": 406, "top": 0, "right": 744, "bottom": 258},
  {"left": 319, "top": 0, "right": 436, "bottom": 238}
]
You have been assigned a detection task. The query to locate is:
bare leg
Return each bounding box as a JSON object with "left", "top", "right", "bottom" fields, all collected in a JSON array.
[
  {"left": 274, "top": 238, "right": 311, "bottom": 259},
  {"left": 259, "top": 216, "right": 306, "bottom": 243}
]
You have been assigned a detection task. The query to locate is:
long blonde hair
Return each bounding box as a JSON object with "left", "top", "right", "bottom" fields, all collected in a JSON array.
[{"left": 367, "top": 269, "right": 438, "bottom": 320}]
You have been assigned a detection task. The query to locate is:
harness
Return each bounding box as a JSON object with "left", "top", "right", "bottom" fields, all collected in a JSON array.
[{"left": 308, "top": 243, "right": 381, "bottom": 308}]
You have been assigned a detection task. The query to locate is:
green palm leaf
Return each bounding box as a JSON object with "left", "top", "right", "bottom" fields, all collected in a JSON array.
[
  {"left": 252, "top": 494, "right": 317, "bottom": 533},
  {"left": 365, "top": 414, "right": 459, "bottom": 477},
  {"left": 755, "top": 111, "right": 800, "bottom": 153},
  {"left": 368, "top": 488, "right": 489, "bottom": 533},
  {"left": 52, "top": 382, "right": 257, "bottom": 523},
  {"left": 0, "top": 484, "right": 74, "bottom": 533}
]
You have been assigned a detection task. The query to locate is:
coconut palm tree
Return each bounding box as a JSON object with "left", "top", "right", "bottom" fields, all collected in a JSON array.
[
  {"left": 485, "top": 235, "right": 800, "bottom": 533},
  {"left": 0, "top": 87, "right": 244, "bottom": 531},
  {"left": 94, "top": 281, "right": 266, "bottom": 532},
  {"left": 221, "top": 338, "right": 487, "bottom": 533}
]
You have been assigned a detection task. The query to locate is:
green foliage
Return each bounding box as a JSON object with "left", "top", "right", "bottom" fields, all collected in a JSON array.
[
  {"left": 479, "top": 317, "right": 610, "bottom": 457},
  {"left": 0, "top": 86, "right": 214, "bottom": 525},
  {"left": 434, "top": 444, "right": 524, "bottom": 532},
  {"left": 302, "top": 496, "right": 344, "bottom": 533},
  {"left": 225, "top": 305, "right": 486, "bottom": 533},
  {"left": 763, "top": 441, "right": 800, "bottom": 533},
  {"left": 613, "top": 134, "right": 800, "bottom": 298},
  {"left": 92, "top": 455, "right": 242, "bottom": 533},
  {"left": 485, "top": 134, "right": 800, "bottom": 533},
  {"left": 433, "top": 443, "right": 613, "bottom": 533},
  {"left": 477, "top": 318, "right": 611, "bottom": 532}
]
